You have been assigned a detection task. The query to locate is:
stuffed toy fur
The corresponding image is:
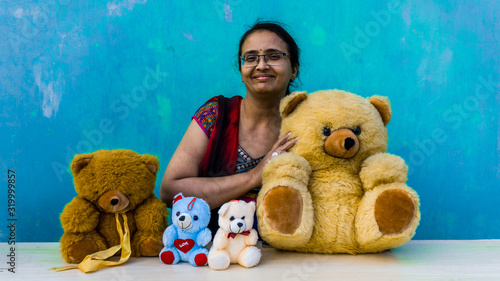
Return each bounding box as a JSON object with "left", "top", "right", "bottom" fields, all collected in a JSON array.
[
  {"left": 208, "top": 200, "right": 261, "bottom": 270},
  {"left": 160, "top": 193, "right": 212, "bottom": 266},
  {"left": 60, "top": 149, "right": 168, "bottom": 263},
  {"left": 257, "top": 89, "right": 420, "bottom": 254}
]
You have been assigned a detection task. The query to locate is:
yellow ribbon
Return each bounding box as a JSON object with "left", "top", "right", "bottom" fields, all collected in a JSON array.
[{"left": 51, "top": 212, "right": 131, "bottom": 273}]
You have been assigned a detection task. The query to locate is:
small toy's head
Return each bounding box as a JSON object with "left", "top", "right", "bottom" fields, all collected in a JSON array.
[
  {"left": 70, "top": 149, "right": 159, "bottom": 213},
  {"left": 218, "top": 200, "right": 256, "bottom": 234},
  {"left": 171, "top": 193, "right": 211, "bottom": 234}
]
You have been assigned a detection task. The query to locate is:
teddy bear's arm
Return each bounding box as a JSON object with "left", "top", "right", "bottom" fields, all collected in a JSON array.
[
  {"left": 244, "top": 229, "right": 258, "bottom": 246},
  {"left": 263, "top": 152, "right": 312, "bottom": 186},
  {"left": 162, "top": 225, "right": 177, "bottom": 247},
  {"left": 359, "top": 153, "right": 408, "bottom": 191},
  {"left": 134, "top": 196, "right": 169, "bottom": 232},
  {"left": 196, "top": 228, "right": 212, "bottom": 247},
  {"left": 60, "top": 196, "right": 100, "bottom": 233},
  {"left": 257, "top": 152, "right": 314, "bottom": 246},
  {"left": 212, "top": 229, "right": 229, "bottom": 249}
]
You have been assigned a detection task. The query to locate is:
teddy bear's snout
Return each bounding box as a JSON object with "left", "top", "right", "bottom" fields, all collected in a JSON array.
[
  {"left": 324, "top": 128, "right": 360, "bottom": 159},
  {"left": 229, "top": 219, "right": 247, "bottom": 233},
  {"left": 110, "top": 197, "right": 119, "bottom": 205},
  {"left": 97, "top": 190, "right": 130, "bottom": 213},
  {"left": 177, "top": 213, "right": 193, "bottom": 230}
]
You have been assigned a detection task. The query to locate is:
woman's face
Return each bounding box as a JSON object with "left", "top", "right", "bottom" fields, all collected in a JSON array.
[{"left": 240, "top": 30, "right": 297, "bottom": 98}]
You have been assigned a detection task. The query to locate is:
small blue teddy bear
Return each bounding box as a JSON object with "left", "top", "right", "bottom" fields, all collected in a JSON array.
[{"left": 159, "top": 193, "right": 212, "bottom": 266}]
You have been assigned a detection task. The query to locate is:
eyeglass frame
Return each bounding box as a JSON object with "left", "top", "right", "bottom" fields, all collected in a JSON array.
[{"left": 240, "top": 53, "right": 289, "bottom": 67}]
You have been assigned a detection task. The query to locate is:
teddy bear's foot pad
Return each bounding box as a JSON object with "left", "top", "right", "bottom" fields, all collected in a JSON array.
[
  {"left": 160, "top": 251, "right": 175, "bottom": 264},
  {"left": 68, "top": 238, "right": 98, "bottom": 263},
  {"left": 375, "top": 189, "right": 416, "bottom": 235},
  {"left": 263, "top": 186, "right": 302, "bottom": 234},
  {"left": 139, "top": 237, "right": 164, "bottom": 256}
]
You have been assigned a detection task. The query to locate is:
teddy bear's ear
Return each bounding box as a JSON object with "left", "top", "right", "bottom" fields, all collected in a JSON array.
[
  {"left": 173, "top": 193, "right": 184, "bottom": 204},
  {"left": 140, "top": 154, "right": 160, "bottom": 175},
  {"left": 369, "top": 95, "right": 392, "bottom": 126},
  {"left": 247, "top": 201, "right": 256, "bottom": 213},
  {"left": 280, "top": 91, "right": 307, "bottom": 118},
  {"left": 70, "top": 154, "right": 93, "bottom": 175},
  {"left": 218, "top": 201, "right": 231, "bottom": 217}
]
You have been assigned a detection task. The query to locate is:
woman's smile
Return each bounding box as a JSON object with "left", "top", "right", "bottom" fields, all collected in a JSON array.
[{"left": 254, "top": 74, "right": 275, "bottom": 81}]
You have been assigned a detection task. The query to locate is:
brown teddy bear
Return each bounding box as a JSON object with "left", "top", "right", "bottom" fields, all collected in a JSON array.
[
  {"left": 60, "top": 149, "right": 168, "bottom": 263},
  {"left": 257, "top": 90, "right": 420, "bottom": 254}
]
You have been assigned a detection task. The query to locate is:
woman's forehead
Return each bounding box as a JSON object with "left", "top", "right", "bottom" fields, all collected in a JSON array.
[{"left": 241, "top": 30, "right": 288, "bottom": 54}]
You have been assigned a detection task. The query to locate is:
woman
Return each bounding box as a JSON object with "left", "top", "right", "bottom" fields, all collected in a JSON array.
[{"left": 160, "top": 21, "right": 300, "bottom": 231}]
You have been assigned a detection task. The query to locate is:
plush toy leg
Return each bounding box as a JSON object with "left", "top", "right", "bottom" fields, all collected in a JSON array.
[
  {"left": 188, "top": 248, "right": 209, "bottom": 267},
  {"left": 133, "top": 196, "right": 169, "bottom": 257},
  {"left": 131, "top": 232, "right": 164, "bottom": 257},
  {"left": 257, "top": 153, "right": 314, "bottom": 249},
  {"left": 208, "top": 248, "right": 230, "bottom": 270},
  {"left": 355, "top": 182, "right": 420, "bottom": 253},
  {"left": 159, "top": 247, "right": 180, "bottom": 265},
  {"left": 237, "top": 246, "right": 261, "bottom": 268},
  {"left": 60, "top": 230, "right": 109, "bottom": 263}
]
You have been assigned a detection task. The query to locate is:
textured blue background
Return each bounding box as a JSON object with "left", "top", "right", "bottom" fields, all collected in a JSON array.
[{"left": 0, "top": 0, "right": 499, "bottom": 242}]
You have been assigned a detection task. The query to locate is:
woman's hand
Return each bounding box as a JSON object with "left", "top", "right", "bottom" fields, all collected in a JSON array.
[{"left": 247, "top": 132, "right": 298, "bottom": 187}]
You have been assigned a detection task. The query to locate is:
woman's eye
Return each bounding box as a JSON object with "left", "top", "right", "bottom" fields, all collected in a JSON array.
[
  {"left": 268, "top": 54, "right": 280, "bottom": 60},
  {"left": 230, "top": 216, "right": 235, "bottom": 221},
  {"left": 245, "top": 55, "right": 257, "bottom": 62}
]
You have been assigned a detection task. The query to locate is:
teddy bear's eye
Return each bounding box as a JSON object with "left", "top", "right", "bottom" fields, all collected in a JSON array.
[
  {"left": 352, "top": 126, "right": 361, "bottom": 135},
  {"left": 323, "top": 127, "right": 331, "bottom": 136},
  {"left": 193, "top": 215, "right": 199, "bottom": 221},
  {"left": 176, "top": 211, "right": 180, "bottom": 216},
  {"left": 241, "top": 216, "right": 245, "bottom": 220},
  {"left": 230, "top": 216, "right": 235, "bottom": 221}
]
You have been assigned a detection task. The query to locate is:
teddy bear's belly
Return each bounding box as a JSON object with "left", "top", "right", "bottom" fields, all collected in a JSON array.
[
  {"left": 226, "top": 235, "right": 247, "bottom": 262},
  {"left": 302, "top": 178, "right": 363, "bottom": 254},
  {"left": 98, "top": 212, "right": 137, "bottom": 247}
]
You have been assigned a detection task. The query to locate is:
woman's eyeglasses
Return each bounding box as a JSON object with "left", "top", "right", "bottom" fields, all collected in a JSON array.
[{"left": 241, "top": 53, "right": 289, "bottom": 67}]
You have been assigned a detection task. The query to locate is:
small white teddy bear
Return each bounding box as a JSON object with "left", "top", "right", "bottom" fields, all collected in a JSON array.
[{"left": 208, "top": 200, "right": 261, "bottom": 270}]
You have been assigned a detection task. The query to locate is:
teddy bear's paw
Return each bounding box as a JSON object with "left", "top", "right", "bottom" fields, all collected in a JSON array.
[
  {"left": 238, "top": 246, "right": 261, "bottom": 268},
  {"left": 186, "top": 248, "right": 208, "bottom": 267},
  {"left": 375, "top": 189, "right": 417, "bottom": 235},
  {"left": 67, "top": 238, "right": 98, "bottom": 263},
  {"left": 208, "top": 252, "right": 230, "bottom": 270},
  {"left": 139, "top": 237, "right": 164, "bottom": 256},
  {"left": 159, "top": 248, "right": 180, "bottom": 265},
  {"left": 360, "top": 153, "right": 408, "bottom": 190},
  {"left": 193, "top": 253, "right": 208, "bottom": 266},
  {"left": 262, "top": 186, "right": 302, "bottom": 234}
]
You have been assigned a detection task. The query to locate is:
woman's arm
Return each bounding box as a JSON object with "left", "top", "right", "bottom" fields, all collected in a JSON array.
[{"left": 160, "top": 120, "right": 297, "bottom": 209}]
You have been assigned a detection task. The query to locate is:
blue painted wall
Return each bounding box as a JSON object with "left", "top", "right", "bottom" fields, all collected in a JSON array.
[{"left": 0, "top": 0, "right": 498, "bottom": 242}]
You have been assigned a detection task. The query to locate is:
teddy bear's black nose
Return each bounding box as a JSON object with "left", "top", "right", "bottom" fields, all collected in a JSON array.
[
  {"left": 179, "top": 215, "right": 185, "bottom": 221},
  {"left": 110, "top": 198, "right": 119, "bottom": 205},
  {"left": 237, "top": 222, "right": 243, "bottom": 227},
  {"left": 344, "top": 138, "right": 355, "bottom": 150}
]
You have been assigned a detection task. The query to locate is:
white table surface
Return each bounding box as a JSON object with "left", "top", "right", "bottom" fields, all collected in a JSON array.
[{"left": 1, "top": 240, "right": 500, "bottom": 280}]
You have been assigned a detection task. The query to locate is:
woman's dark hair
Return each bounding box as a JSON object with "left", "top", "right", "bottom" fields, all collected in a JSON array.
[{"left": 237, "top": 20, "right": 300, "bottom": 95}]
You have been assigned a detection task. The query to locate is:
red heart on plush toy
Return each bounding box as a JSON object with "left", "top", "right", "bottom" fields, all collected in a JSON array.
[{"left": 174, "top": 239, "right": 195, "bottom": 253}]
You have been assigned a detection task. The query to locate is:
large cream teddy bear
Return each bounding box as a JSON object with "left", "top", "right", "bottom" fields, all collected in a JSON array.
[{"left": 257, "top": 90, "right": 420, "bottom": 254}]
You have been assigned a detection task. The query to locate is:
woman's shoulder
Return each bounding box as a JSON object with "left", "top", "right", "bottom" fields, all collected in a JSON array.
[
  {"left": 192, "top": 96, "right": 221, "bottom": 138},
  {"left": 192, "top": 95, "right": 242, "bottom": 138}
]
